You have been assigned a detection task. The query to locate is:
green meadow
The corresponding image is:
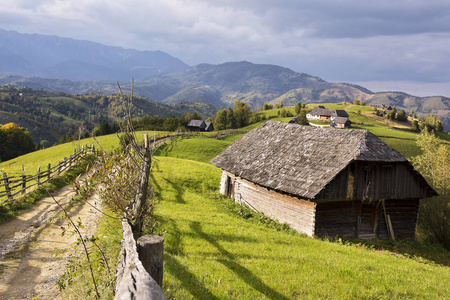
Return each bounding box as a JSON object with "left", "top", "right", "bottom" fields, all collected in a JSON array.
[
  {"left": 3, "top": 103, "right": 450, "bottom": 299},
  {"left": 149, "top": 138, "right": 450, "bottom": 299}
]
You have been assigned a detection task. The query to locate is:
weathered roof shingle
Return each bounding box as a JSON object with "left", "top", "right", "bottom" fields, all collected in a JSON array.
[{"left": 210, "top": 121, "right": 407, "bottom": 199}]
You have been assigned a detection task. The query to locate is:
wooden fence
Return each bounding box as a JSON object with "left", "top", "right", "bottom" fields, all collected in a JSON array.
[
  {"left": 0, "top": 130, "right": 247, "bottom": 203},
  {"left": 0, "top": 145, "right": 100, "bottom": 202},
  {"left": 115, "top": 219, "right": 165, "bottom": 299}
]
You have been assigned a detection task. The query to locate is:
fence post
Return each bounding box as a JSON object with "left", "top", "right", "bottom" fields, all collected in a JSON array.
[
  {"left": 63, "top": 157, "right": 67, "bottom": 171},
  {"left": 69, "top": 155, "right": 73, "bottom": 168},
  {"left": 21, "top": 165, "right": 26, "bottom": 195},
  {"left": 2, "top": 173, "right": 13, "bottom": 201},
  {"left": 137, "top": 235, "right": 164, "bottom": 287},
  {"left": 37, "top": 167, "right": 41, "bottom": 185},
  {"left": 48, "top": 163, "right": 51, "bottom": 182}
]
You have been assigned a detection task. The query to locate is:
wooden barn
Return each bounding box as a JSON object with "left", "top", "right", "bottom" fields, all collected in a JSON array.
[
  {"left": 205, "top": 122, "right": 214, "bottom": 132},
  {"left": 210, "top": 121, "right": 436, "bottom": 239},
  {"left": 187, "top": 120, "right": 206, "bottom": 132}
]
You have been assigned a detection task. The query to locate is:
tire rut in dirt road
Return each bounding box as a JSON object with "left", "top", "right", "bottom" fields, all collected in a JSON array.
[{"left": 0, "top": 184, "right": 103, "bottom": 299}]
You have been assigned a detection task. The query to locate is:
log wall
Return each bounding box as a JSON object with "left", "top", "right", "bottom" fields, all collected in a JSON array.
[{"left": 220, "top": 171, "right": 316, "bottom": 237}]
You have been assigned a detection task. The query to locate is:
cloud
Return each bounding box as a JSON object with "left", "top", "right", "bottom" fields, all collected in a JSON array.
[{"left": 0, "top": 0, "right": 449, "bottom": 90}]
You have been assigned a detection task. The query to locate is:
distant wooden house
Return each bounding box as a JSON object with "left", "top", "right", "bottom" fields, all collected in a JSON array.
[
  {"left": 211, "top": 121, "right": 436, "bottom": 239},
  {"left": 306, "top": 106, "right": 349, "bottom": 121},
  {"left": 187, "top": 120, "right": 206, "bottom": 132},
  {"left": 205, "top": 122, "right": 214, "bottom": 132},
  {"left": 332, "top": 117, "right": 352, "bottom": 128}
]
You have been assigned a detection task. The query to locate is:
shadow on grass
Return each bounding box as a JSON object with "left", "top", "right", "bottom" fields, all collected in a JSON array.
[
  {"left": 163, "top": 178, "right": 186, "bottom": 204},
  {"left": 190, "top": 221, "right": 289, "bottom": 300},
  {"left": 164, "top": 254, "right": 220, "bottom": 300},
  {"left": 325, "top": 237, "right": 450, "bottom": 267}
]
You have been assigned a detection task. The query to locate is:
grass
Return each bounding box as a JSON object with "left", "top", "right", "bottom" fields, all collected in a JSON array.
[
  {"left": 0, "top": 130, "right": 167, "bottom": 174},
  {"left": 155, "top": 136, "right": 233, "bottom": 164},
  {"left": 148, "top": 151, "right": 450, "bottom": 299},
  {"left": 24, "top": 130, "right": 449, "bottom": 298}
]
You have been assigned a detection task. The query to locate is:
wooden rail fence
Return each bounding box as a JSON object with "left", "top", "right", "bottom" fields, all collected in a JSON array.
[
  {"left": 0, "top": 130, "right": 246, "bottom": 203},
  {"left": 0, "top": 145, "right": 100, "bottom": 202}
]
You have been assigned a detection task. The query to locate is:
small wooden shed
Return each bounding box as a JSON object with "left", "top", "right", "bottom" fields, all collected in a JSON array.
[
  {"left": 210, "top": 121, "right": 436, "bottom": 239},
  {"left": 187, "top": 120, "right": 206, "bottom": 132},
  {"left": 205, "top": 122, "right": 214, "bottom": 132}
]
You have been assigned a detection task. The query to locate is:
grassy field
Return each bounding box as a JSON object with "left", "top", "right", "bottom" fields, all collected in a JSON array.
[
  {"left": 147, "top": 139, "right": 450, "bottom": 299},
  {"left": 4, "top": 121, "right": 449, "bottom": 298},
  {"left": 0, "top": 130, "right": 169, "bottom": 174}
]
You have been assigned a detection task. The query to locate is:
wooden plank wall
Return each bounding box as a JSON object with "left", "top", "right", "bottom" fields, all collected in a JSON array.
[
  {"left": 318, "top": 162, "right": 429, "bottom": 201},
  {"left": 223, "top": 172, "right": 316, "bottom": 237},
  {"left": 378, "top": 199, "right": 420, "bottom": 239},
  {"left": 315, "top": 199, "right": 420, "bottom": 239},
  {"left": 315, "top": 201, "right": 358, "bottom": 238}
]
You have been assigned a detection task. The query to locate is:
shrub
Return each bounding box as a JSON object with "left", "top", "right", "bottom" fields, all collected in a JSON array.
[{"left": 412, "top": 130, "right": 450, "bottom": 249}]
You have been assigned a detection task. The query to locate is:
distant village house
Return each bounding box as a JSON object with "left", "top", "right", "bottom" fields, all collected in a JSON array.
[
  {"left": 211, "top": 121, "right": 436, "bottom": 239},
  {"left": 306, "top": 106, "right": 351, "bottom": 128},
  {"left": 187, "top": 120, "right": 214, "bottom": 132},
  {"left": 205, "top": 122, "right": 214, "bottom": 132}
]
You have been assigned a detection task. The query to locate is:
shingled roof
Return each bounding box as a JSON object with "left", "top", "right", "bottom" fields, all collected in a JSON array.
[
  {"left": 308, "top": 107, "right": 349, "bottom": 118},
  {"left": 210, "top": 121, "right": 408, "bottom": 200}
]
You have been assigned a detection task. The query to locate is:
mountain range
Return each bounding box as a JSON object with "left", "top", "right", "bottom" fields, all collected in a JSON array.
[
  {"left": 0, "top": 29, "right": 188, "bottom": 81},
  {"left": 0, "top": 29, "right": 448, "bottom": 130}
]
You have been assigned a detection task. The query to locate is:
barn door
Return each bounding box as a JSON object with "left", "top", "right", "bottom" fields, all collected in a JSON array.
[{"left": 357, "top": 203, "right": 378, "bottom": 239}]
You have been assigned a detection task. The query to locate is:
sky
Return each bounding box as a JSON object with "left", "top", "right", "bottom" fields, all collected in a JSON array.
[{"left": 1, "top": 0, "right": 450, "bottom": 97}]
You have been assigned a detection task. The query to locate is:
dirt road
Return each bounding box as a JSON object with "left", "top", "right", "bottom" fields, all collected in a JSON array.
[{"left": 0, "top": 183, "right": 102, "bottom": 299}]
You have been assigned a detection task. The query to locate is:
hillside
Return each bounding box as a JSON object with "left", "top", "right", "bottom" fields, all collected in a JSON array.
[
  {"left": 2, "top": 61, "right": 449, "bottom": 130},
  {"left": 0, "top": 86, "right": 217, "bottom": 146},
  {"left": 0, "top": 29, "right": 188, "bottom": 81}
]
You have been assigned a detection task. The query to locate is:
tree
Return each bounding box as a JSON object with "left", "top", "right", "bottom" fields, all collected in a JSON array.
[
  {"left": 396, "top": 109, "right": 408, "bottom": 122},
  {"left": 233, "top": 100, "right": 251, "bottom": 128},
  {"left": 412, "top": 120, "right": 420, "bottom": 132},
  {"left": 295, "top": 102, "right": 302, "bottom": 115},
  {"left": 392, "top": 106, "right": 397, "bottom": 114},
  {"left": 262, "top": 103, "right": 273, "bottom": 111},
  {"left": 424, "top": 114, "right": 444, "bottom": 131},
  {"left": 226, "top": 107, "right": 236, "bottom": 129},
  {"left": 275, "top": 101, "right": 283, "bottom": 109},
  {"left": 409, "top": 109, "right": 415, "bottom": 117},
  {"left": 0, "top": 123, "right": 35, "bottom": 161},
  {"left": 214, "top": 109, "right": 227, "bottom": 131},
  {"left": 412, "top": 130, "right": 450, "bottom": 249},
  {"left": 353, "top": 99, "right": 361, "bottom": 105},
  {"left": 298, "top": 110, "right": 309, "bottom": 125}
]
